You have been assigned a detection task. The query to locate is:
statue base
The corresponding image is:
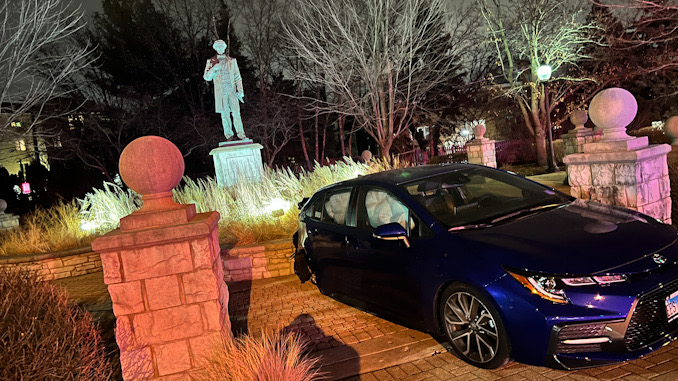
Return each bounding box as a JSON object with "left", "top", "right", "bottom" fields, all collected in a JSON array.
[{"left": 210, "top": 139, "right": 264, "bottom": 187}]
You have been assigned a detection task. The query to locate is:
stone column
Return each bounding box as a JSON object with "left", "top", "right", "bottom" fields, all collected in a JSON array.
[
  {"left": 562, "top": 110, "right": 602, "bottom": 156},
  {"left": 93, "top": 136, "right": 230, "bottom": 380},
  {"left": 0, "top": 199, "right": 19, "bottom": 231},
  {"left": 564, "top": 88, "right": 672, "bottom": 223},
  {"left": 465, "top": 124, "right": 497, "bottom": 168}
]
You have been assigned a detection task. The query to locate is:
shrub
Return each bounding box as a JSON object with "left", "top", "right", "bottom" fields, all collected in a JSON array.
[
  {"left": 0, "top": 268, "right": 111, "bottom": 380},
  {"left": 629, "top": 126, "right": 671, "bottom": 145},
  {"left": 668, "top": 152, "right": 678, "bottom": 228},
  {"left": 428, "top": 153, "right": 467, "bottom": 165},
  {"left": 496, "top": 139, "right": 535, "bottom": 166},
  {"left": 197, "top": 332, "right": 318, "bottom": 381}
]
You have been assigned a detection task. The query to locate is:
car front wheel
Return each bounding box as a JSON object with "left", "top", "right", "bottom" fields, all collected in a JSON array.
[{"left": 440, "top": 284, "right": 510, "bottom": 369}]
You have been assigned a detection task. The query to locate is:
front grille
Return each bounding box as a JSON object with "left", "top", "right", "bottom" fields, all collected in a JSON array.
[{"left": 625, "top": 277, "right": 678, "bottom": 351}]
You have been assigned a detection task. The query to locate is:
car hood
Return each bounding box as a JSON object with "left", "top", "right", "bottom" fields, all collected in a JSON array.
[{"left": 456, "top": 199, "right": 678, "bottom": 276}]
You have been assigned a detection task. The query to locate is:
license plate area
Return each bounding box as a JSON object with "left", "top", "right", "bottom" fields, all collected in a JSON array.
[{"left": 665, "top": 290, "right": 678, "bottom": 322}]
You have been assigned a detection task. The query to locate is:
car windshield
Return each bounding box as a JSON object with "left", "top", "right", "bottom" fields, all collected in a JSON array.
[{"left": 399, "top": 167, "right": 570, "bottom": 229}]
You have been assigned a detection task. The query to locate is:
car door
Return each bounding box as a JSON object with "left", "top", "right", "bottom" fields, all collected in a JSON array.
[
  {"left": 346, "top": 186, "right": 431, "bottom": 321},
  {"left": 303, "top": 187, "right": 356, "bottom": 295}
]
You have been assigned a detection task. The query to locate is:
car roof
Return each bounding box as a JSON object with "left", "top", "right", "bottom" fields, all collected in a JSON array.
[{"left": 328, "top": 163, "right": 479, "bottom": 189}]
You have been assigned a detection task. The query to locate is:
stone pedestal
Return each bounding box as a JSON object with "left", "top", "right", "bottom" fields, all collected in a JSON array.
[
  {"left": 209, "top": 139, "right": 264, "bottom": 187},
  {"left": 0, "top": 199, "right": 19, "bottom": 231},
  {"left": 562, "top": 129, "right": 602, "bottom": 156},
  {"left": 562, "top": 110, "right": 602, "bottom": 156},
  {"left": 466, "top": 124, "right": 497, "bottom": 168},
  {"left": 563, "top": 88, "right": 672, "bottom": 223},
  {"left": 94, "top": 136, "right": 230, "bottom": 380}
]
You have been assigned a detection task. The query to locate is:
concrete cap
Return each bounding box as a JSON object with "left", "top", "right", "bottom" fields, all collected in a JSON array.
[
  {"left": 119, "top": 136, "right": 184, "bottom": 196},
  {"left": 0, "top": 199, "right": 6, "bottom": 214}
]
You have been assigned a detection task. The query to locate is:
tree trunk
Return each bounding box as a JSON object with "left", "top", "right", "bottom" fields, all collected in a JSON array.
[
  {"left": 314, "top": 107, "right": 320, "bottom": 162},
  {"left": 338, "top": 113, "right": 346, "bottom": 157},
  {"left": 321, "top": 113, "right": 329, "bottom": 162},
  {"left": 535, "top": 128, "right": 547, "bottom": 167}
]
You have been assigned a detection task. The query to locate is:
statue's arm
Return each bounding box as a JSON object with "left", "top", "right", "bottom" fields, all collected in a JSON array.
[
  {"left": 233, "top": 58, "right": 244, "bottom": 96},
  {"left": 203, "top": 59, "right": 216, "bottom": 81}
]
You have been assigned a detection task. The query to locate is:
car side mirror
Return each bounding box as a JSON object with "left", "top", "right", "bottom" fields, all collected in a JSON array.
[{"left": 373, "top": 222, "right": 410, "bottom": 248}]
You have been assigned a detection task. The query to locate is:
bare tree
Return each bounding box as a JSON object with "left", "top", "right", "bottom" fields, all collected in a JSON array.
[
  {"left": 231, "top": 0, "right": 289, "bottom": 93},
  {"left": 284, "top": 0, "right": 465, "bottom": 158},
  {"left": 0, "top": 0, "right": 93, "bottom": 141},
  {"left": 246, "top": 91, "right": 299, "bottom": 166},
  {"left": 477, "top": 0, "right": 601, "bottom": 166}
]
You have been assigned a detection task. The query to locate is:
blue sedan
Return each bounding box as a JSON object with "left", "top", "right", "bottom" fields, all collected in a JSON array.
[{"left": 293, "top": 164, "right": 678, "bottom": 369}]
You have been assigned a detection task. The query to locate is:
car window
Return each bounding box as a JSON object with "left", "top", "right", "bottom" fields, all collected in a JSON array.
[
  {"left": 309, "top": 195, "right": 325, "bottom": 220},
  {"left": 322, "top": 188, "right": 352, "bottom": 225},
  {"left": 356, "top": 187, "right": 432, "bottom": 239},
  {"left": 400, "top": 167, "right": 569, "bottom": 229},
  {"left": 365, "top": 189, "right": 410, "bottom": 229}
]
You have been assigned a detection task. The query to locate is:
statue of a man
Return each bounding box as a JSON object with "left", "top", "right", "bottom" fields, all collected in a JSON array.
[{"left": 204, "top": 39, "right": 246, "bottom": 140}]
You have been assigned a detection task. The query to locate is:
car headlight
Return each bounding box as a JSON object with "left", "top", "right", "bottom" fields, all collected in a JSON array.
[{"left": 508, "top": 272, "right": 569, "bottom": 304}]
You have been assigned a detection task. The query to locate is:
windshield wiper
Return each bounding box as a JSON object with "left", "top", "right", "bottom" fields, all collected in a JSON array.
[
  {"left": 490, "top": 203, "right": 564, "bottom": 224},
  {"left": 449, "top": 223, "right": 491, "bottom": 232}
]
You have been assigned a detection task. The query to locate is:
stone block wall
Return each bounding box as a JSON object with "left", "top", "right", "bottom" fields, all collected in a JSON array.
[
  {"left": 0, "top": 247, "right": 102, "bottom": 281},
  {"left": 0, "top": 214, "right": 19, "bottom": 230},
  {"left": 566, "top": 145, "right": 672, "bottom": 223},
  {"left": 222, "top": 239, "right": 294, "bottom": 282}
]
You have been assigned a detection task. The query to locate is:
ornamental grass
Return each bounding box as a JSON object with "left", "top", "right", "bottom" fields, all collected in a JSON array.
[
  {"left": 0, "top": 157, "right": 400, "bottom": 255},
  {"left": 196, "top": 331, "right": 319, "bottom": 381}
]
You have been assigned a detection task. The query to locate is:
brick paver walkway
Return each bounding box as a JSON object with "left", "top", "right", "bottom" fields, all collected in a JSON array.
[
  {"left": 228, "top": 275, "right": 410, "bottom": 352},
  {"left": 230, "top": 275, "right": 678, "bottom": 381},
  {"left": 56, "top": 271, "right": 678, "bottom": 380}
]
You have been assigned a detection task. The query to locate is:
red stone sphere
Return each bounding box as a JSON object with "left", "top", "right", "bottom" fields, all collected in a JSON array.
[{"left": 119, "top": 136, "right": 185, "bottom": 195}]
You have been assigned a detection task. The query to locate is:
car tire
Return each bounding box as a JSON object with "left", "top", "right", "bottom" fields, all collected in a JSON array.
[{"left": 439, "top": 284, "right": 510, "bottom": 369}]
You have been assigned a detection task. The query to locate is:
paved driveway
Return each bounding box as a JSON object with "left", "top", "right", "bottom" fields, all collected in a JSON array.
[
  {"left": 56, "top": 270, "right": 678, "bottom": 380},
  {"left": 230, "top": 275, "right": 678, "bottom": 381}
]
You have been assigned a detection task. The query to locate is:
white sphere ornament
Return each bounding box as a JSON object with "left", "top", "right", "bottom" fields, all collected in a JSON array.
[
  {"left": 589, "top": 88, "right": 637, "bottom": 141},
  {"left": 665, "top": 116, "right": 678, "bottom": 146}
]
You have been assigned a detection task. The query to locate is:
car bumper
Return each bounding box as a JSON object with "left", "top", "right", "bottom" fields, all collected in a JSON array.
[
  {"left": 490, "top": 264, "right": 678, "bottom": 369},
  {"left": 544, "top": 274, "right": 678, "bottom": 370}
]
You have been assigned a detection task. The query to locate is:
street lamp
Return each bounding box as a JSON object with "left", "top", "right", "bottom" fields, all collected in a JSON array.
[{"left": 537, "top": 64, "right": 558, "bottom": 173}]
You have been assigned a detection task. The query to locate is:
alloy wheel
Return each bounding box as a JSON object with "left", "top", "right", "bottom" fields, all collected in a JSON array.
[{"left": 443, "top": 291, "right": 499, "bottom": 364}]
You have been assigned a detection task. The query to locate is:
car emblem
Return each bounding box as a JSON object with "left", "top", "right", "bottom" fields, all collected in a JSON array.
[{"left": 653, "top": 253, "right": 667, "bottom": 265}]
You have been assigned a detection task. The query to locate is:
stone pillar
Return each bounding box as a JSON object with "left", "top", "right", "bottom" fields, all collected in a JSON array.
[
  {"left": 562, "top": 110, "right": 603, "bottom": 156},
  {"left": 93, "top": 136, "right": 230, "bottom": 380},
  {"left": 0, "top": 199, "right": 19, "bottom": 231},
  {"left": 465, "top": 124, "right": 496, "bottom": 168},
  {"left": 209, "top": 139, "right": 264, "bottom": 187},
  {"left": 564, "top": 88, "right": 672, "bottom": 223}
]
